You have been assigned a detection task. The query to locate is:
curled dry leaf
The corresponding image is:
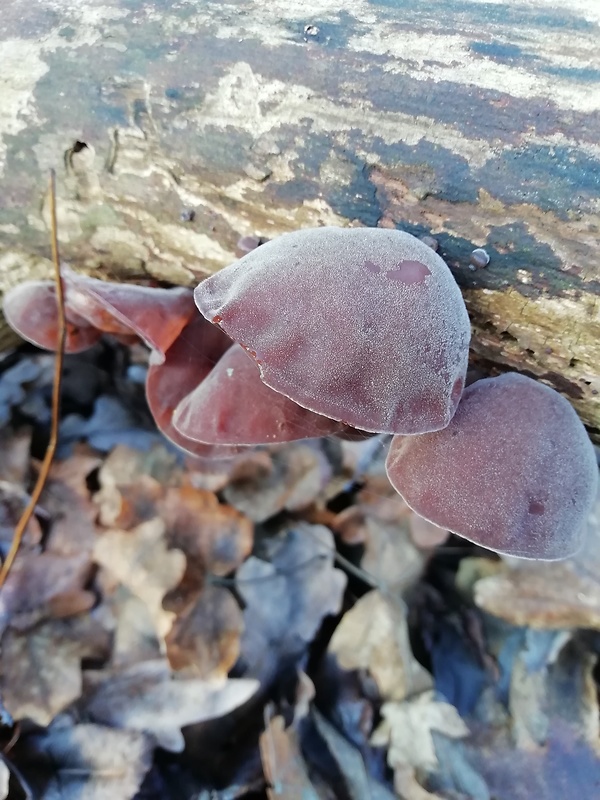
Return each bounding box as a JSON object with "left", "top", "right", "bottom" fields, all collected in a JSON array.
[
  {"left": 93, "top": 517, "right": 187, "bottom": 640},
  {"left": 328, "top": 590, "right": 432, "bottom": 702},
  {"left": 259, "top": 713, "right": 322, "bottom": 800},
  {"left": 24, "top": 719, "right": 153, "bottom": 800},
  {"left": 237, "top": 523, "right": 347, "bottom": 683},
  {"left": 165, "top": 584, "right": 244, "bottom": 679},
  {"left": 0, "top": 480, "right": 42, "bottom": 550},
  {"left": 0, "top": 550, "right": 94, "bottom": 635},
  {"left": 371, "top": 691, "right": 469, "bottom": 798},
  {"left": 101, "top": 587, "right": 163, "bottom": 668},
  {"left": 82, "top": 659, "right": 259, "bottom": 752},
  {"left": 0, "top": 616, "right": 109, "bottom": 727},
  {"left": 223, "top": 442, "right": 333, "bottom": 523},
  {"left": 334, "top": 507, "right": 425, "bottom": 594},
  {"left": 159, "top": 483, "right": 253, "bottom": 577}
]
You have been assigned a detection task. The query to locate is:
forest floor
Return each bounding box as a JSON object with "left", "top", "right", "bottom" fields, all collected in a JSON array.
[{"left": 0, "top": 338, "right": 599, "bottom": 799}]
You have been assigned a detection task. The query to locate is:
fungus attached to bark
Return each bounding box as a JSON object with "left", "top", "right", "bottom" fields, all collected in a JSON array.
[
  {"left": 172, "top": 342, "right": 343, "bottom": 445},
  {"left": 62, "top": 267, "right": 196, "bottom": 361},
  {"left": 385, "top": 373, "right": 599, "bottom": 560},
  {"left": 194, "top": 226, "right": 471, "bottom": 435}
]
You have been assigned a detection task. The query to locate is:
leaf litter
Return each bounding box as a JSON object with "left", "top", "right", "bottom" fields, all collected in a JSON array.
[{"left": 0, "top": 339, "right": 598, "bottom": 798}]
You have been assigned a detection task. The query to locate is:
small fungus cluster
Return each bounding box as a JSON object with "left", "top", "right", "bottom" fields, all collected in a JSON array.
[{"left": 3, "top": 227, "right": 598, "bottom": 561}]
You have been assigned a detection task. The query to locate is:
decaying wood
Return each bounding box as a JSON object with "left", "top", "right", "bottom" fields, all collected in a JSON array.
[{"left": 0, "top": 0, "right": 599, "bottom": 438}]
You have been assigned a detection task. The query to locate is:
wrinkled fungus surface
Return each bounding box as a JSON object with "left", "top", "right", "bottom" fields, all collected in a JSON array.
[
  {"left": 195, "top": 227, "right": 471, "bottom": 434},
  {"left": 386, "top": 373, "right": 599, "bottom": 560},
  {"left": 173, "top": 343, "right": 343, "bottom": 446}
]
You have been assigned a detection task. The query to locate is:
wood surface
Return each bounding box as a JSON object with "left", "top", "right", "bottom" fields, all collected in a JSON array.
[{"left": 1, "top": 0, "right": 599, "bottom": 438}]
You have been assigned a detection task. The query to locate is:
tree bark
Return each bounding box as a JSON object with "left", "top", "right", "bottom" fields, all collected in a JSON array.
[{"left": 1, "top": 0, "right": 599, "bottom": 439}]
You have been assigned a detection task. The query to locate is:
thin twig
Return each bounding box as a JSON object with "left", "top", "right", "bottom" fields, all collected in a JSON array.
[{"left": 0, "top": 170, "right": 66, "bottom": 590}]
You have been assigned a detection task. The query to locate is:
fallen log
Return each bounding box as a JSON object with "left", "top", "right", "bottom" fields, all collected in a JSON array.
[{"left": 1, "top": 0, "right": 598, "bottom": 438}]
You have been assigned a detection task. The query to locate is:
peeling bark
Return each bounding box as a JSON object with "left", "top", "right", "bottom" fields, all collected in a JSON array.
[{"left": 1, "top": 0, "right": 599, "bottom": 438}]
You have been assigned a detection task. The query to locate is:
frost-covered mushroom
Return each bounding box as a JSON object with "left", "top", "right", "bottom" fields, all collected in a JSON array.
[
  {"left": 3, "top": 281, "right": 102, "bottom": 353},
  {"left": 62, "top": 267, "right": 196, "bottom": 361},
  {"left": 385, "top": 373, "right": 599, "bottom": 560},
  {"left": 194, "top": 227, "right": 471, "bottom": 434},
  {"left": 146, "top": 315, "right": 244, "bottom": 459},
  {"left": 173, "top": 342, "right": 343, "bottom": 445}
]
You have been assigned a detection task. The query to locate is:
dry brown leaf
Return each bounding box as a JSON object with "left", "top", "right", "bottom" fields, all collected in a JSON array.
[
  {"left": 46, "top": 446, "right": 102, "bottom": 503},
  {"left": 24, "top": 718, "right": 153, "bottom": 800},
  {"left": 371, "top": 691, "right": 469, "bottom": 797},
  {"left": 260, "top": 713, "right": 323, "bottom": 800},
  {"left": 0, "top": 616, "right": 109, "bottom": 726},
  {"left": 166, "top": 584, "right": 244, "bottom": 679},
  {"left": 328, "top": 590, "right": 432, "bottom": 702},
  {"left": 0, "top": 428, "right": 32, "bottom": 485},
  {"left": 223, "top": 443, "right": 332, "bottom": 523},
  {"left": 159, "top": 484, "right": 253, "bottom": 576},
  {"left": 474, "top": 565, "right": 600, "bottom": 629},
  {"left": 94, "top": 443, "right": 180, "bottom": 527},
  {"left": 81, "top": 659, "right": 259, "bottom": 752},
  {"left": 0, "top": 480, "right": 42, "bottom": 550},
  {"left": 335, "top": 509, "right": 424, "bottom": 593},
  {"left": 100, "top": 586, "right": 163, "bottom": 668},
  {"left": 94, "top": 517, "right": 186, "bottom": 640},
  {"left": 237, "top": 523, "right": 346, "bottom": 682},
  {"left": 0, "top": 550, "right": 93, "bottom": 635}
]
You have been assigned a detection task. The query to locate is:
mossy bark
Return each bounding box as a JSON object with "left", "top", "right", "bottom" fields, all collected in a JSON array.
[{"left": 1, "top": 0, "right": 599, "bottom": 438}]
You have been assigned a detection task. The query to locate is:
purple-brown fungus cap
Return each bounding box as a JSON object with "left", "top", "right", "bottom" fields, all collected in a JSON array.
[
  {"left": 194, "top": 227, "right": 471, "bottom": 434},
  {"left": 386, "top": 373, "right": 599, "bottom": 560}
]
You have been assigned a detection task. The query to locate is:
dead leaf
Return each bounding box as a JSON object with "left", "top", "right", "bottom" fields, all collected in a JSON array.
[
  {"left": 94, "top": 517, "right": 186, "bottom": 640},
  {"left": 311, "top": 709, "right": 397, "bottom": 800},
  {"left": 82, "top": 659, "right": 259, "bottom": 752},
  {"left": 0, "top": 480, "right": 42, "bottom": 550},
  {"left": 159, "top": 484, "right": 253, "bottom": 576},
  {"left": 223, "top": 443, "right": 332, "bottom": 523},
  {"left": 260, "top": 712, "right": 323, "bottom": 799},
  {"left": 0, "top": 428, "right": 32, "bottom": 485},
  {"left": 335, "top": 509, "right": 425, "bottom": 593},
  {"left": 0, "top": 550, "right": 93, "bottom": 635},
  {"left": 237, "top": 523, "right": 346, "bottom": 683},
  {"left": 371, "top": 691, "right": 469, "bottom": 797},
  {"left": 0, "top": 616, "right": 109, "bottom": 727},
  {"left": 99, "top": 586, "right": 162, "bottom": 668},
  {"left": 328, "top": 590, "right": 432, "bottom": 702},
  {"left": 474, "top": 564, "right": 600, "bottom": 629},
  {"left": 23, "top": 718, "right": 153, "bottom": 800},
  {"left": 165, "top": 584, "right": 244, "bottom": 679}
]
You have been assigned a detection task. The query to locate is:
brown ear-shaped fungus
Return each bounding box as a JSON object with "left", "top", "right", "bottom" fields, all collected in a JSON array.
[
  {"left": 3, "top": 281, "right": 102, "bottom": 353},
  {"left": 62, "top": 267, "right": 196, "bottom": 361},
  {"left": 194, "top": 227, "right": 470, "bottom": 434},
  {"left": 172, "top": 343, "right": 343, "bottom": 445},
  {"left": 146, "top": 315, "right": 243, "bottom": 459},
  {"left": 386, "top": 373, "right": 599, "bottom": 560}
]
